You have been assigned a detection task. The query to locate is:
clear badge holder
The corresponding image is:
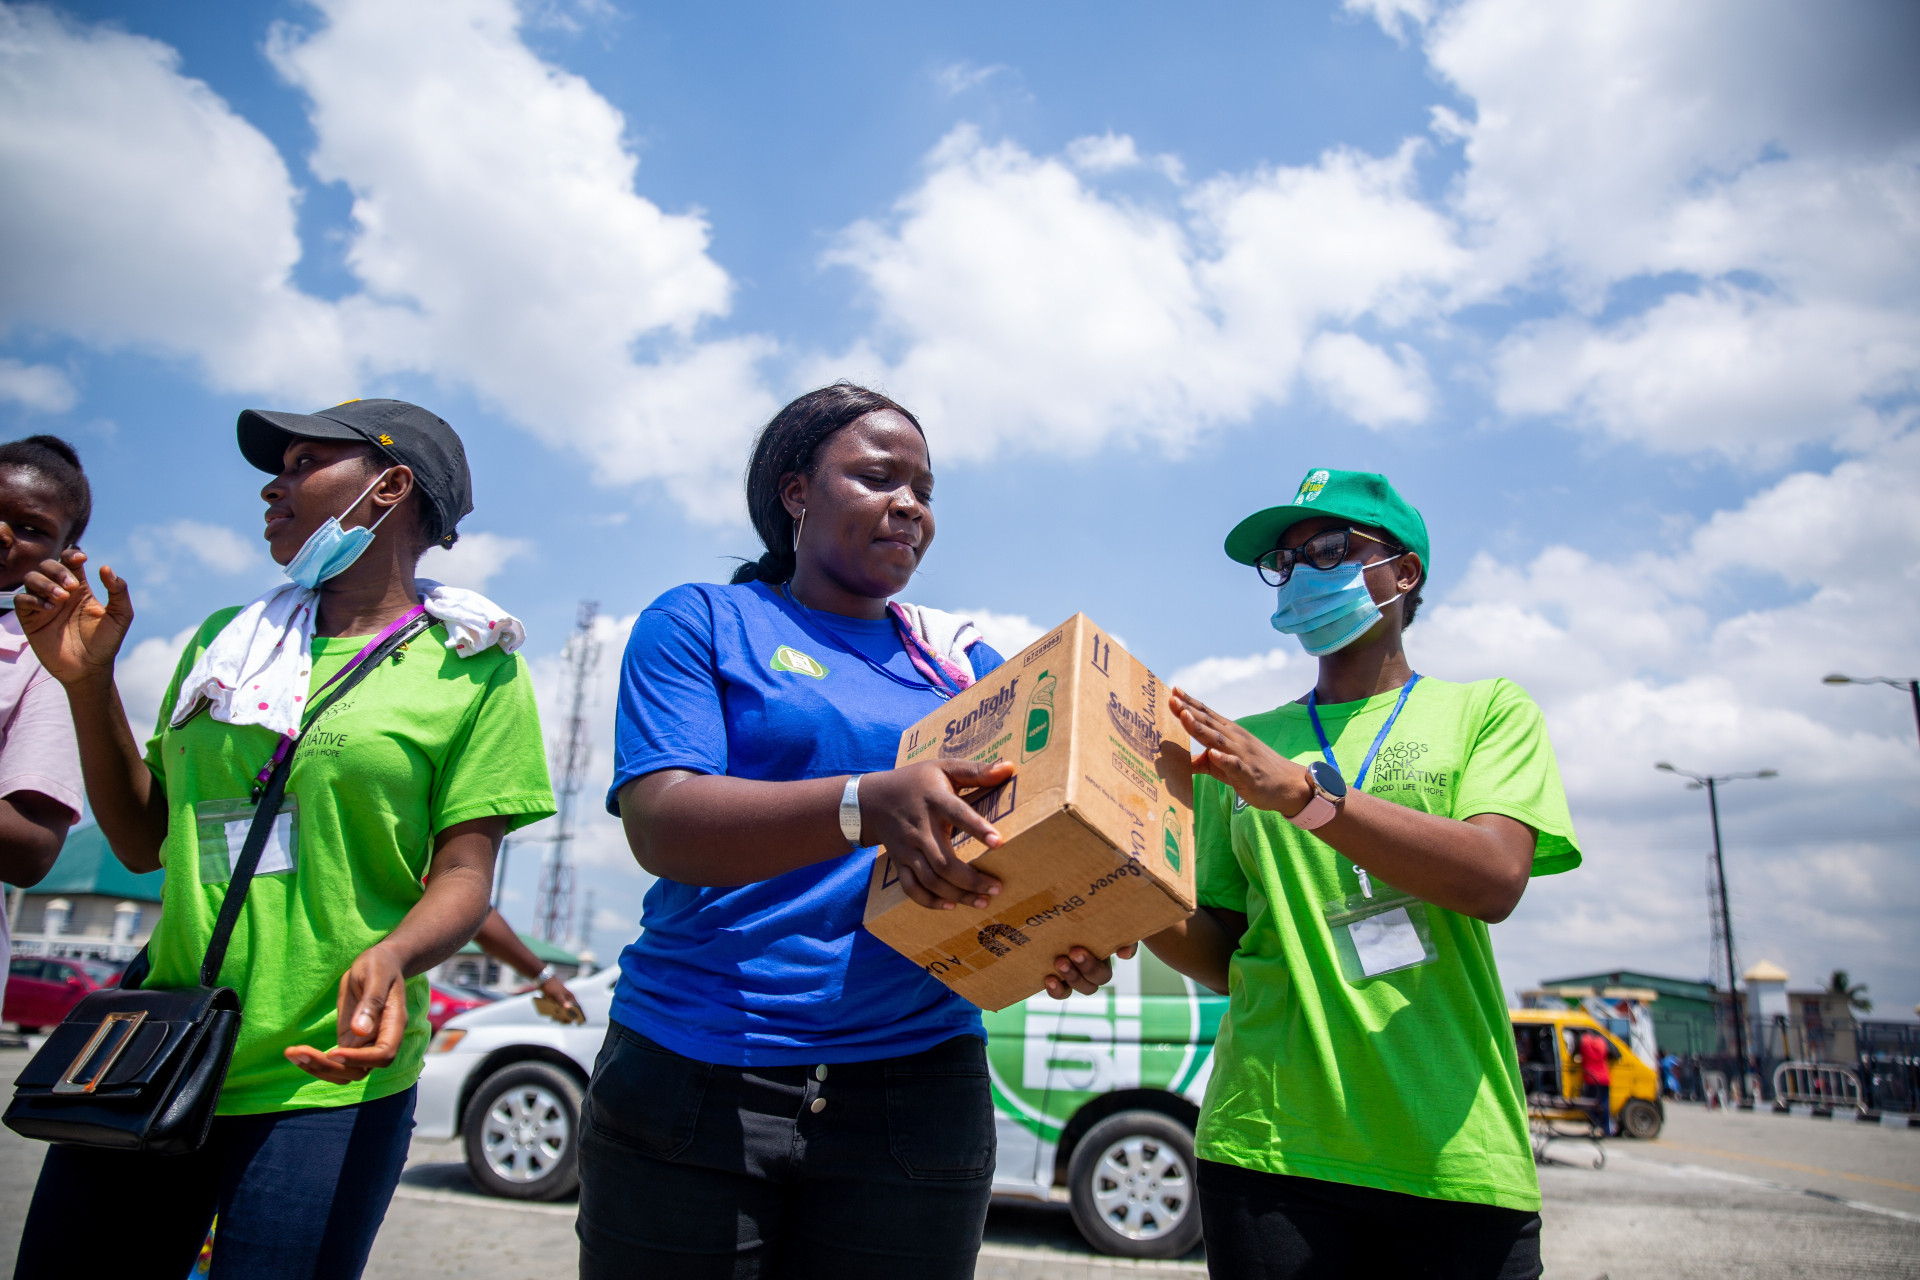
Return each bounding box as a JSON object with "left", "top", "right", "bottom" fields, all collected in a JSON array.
[
  {"left": 195, "top": 796, "right": 299, "bottom": 884},
  {"left": 1321, "top": 875, "right": 1437, "bottom": 984}
]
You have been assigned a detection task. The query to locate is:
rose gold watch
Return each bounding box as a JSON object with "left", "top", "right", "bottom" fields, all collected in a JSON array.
[{"left": 1286, "top": 761, "right": 1347, "bottom": 831}]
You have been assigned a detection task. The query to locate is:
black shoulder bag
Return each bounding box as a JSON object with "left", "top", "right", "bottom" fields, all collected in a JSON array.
[{"left": 5, "top": 612, "right": 432, "bottom": 1154}]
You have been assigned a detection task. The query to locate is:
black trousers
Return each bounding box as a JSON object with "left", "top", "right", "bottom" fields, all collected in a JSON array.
[
  {"left": 576, "top": 1025, "right": 995, "bottom": 1280},
  {"left": 1197, "top": 1159, "right": 1543, "bottom": 1280},
  {"left": 14, "top": 1086, "right": 415, "bottom": 1280}
]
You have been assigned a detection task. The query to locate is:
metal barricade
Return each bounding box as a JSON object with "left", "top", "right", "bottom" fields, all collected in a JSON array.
[{"left": 1771, "top": 1061, "right": 1864, "bottom": 1113}]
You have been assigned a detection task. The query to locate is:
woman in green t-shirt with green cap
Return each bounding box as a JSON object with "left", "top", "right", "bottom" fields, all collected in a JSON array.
[{"left": 1145, "top": 468, "right": 1580, "bottom": 1280}]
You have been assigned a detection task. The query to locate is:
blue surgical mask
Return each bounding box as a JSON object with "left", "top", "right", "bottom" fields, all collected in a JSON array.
[
  {"left": 1270, "top": 558, "right": 1402, "bottom": 656},
  {"left": 282, "top": 470, "right": 395, "bottom": 590}
]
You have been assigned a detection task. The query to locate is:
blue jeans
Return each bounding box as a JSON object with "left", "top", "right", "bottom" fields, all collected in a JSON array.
[
  {"left": 576, "top": 1025, "right": 995, "bottom": 1279},
  {"left": 14, "top": 1086, "right": 415, "bottom": 1280}
]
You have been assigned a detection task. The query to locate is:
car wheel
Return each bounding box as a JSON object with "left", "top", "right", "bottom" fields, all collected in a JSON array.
[
  {"left": 462, "top": 1061, "right": 583, "bottom": 1201},
  {"left": 1067, "top": 1110, "right": 1204, "bottom": 1260},
  {"left": 1619, "top": 1098, "right": 1662, "bottom": 1140}
]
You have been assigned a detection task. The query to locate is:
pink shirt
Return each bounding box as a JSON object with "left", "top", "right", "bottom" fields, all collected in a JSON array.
[{"left": 0, "top": 611, "right": 85, "bottom": 970}]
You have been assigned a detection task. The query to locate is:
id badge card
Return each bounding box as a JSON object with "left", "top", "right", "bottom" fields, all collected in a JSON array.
[
  {"left": 1322, "top": 887, "right": 1437, "bottom": 984},
  {"left": 195, "top": 796, "right": 299, "bottom": 884}
]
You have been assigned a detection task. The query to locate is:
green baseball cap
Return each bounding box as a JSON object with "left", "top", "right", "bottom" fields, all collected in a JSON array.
[{"left": 1224, "top": 468, "right": 1430, "bottom": 577}]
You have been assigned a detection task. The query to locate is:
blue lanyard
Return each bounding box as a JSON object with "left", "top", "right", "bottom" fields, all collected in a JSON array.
[
  {"left": 1308, "top": 674, "right": 1419, "bottom": 898},
  {"left": 1307, "top": 673, "right": 1421, "bottom": 792}
]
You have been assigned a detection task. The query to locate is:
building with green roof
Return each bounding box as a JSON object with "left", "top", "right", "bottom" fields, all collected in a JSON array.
[{"left": 5, "top": 824, "right": 164, "bottom": 962}]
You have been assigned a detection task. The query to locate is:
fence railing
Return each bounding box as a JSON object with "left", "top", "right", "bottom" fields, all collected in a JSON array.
[{"left": 1771, "top": 1060, "right": 1864, "bottom": 1112}]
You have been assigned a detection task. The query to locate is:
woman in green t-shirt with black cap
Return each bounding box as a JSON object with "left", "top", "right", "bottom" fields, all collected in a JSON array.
[
  {"left": 1144, "top": 468, "right": 1580, "bottom": 1280},
  {"left": 11, "top": 399, "right": 555, "bottom": 1280}
]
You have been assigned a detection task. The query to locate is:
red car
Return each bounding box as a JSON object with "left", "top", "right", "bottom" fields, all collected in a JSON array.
[
  {"left": 5, "top": 956, "right": 125, "bottom": 1032},
  {"left": 427, "top": 982, "right": 497, "bottom": 1033}
]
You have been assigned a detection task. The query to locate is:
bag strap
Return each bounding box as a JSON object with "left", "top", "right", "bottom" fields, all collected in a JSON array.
[{"left": 196, "top": 613, "right": 434, "bottom": 988}]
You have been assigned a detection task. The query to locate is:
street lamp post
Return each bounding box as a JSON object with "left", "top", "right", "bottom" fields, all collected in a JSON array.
[
  {"left": 1656, "top": 762, "right": 1778, "bottom": 1106},
  {"left": 1822, "top": 674, "right": 1920, "bottom": 751}
]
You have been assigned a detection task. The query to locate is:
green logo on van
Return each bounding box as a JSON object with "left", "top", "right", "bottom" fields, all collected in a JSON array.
[
  {"left": 981, "top": 951, "right": 1223, "bottom": 1142},
  {"left": 770, "top": 645, "right": 828, "bottom": 678}
]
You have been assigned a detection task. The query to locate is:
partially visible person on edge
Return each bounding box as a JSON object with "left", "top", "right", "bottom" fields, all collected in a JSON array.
[
  {"left": 578, "top": 383, "right": 1128, "bottom": 1279},
  {"left": 1143, "top": 468, "right": 1582, "bottom": 1280},
  {"left": 475, "top": 906, "right": 583, "bottom": 1019},
  {"left": 0, "top": 437, "right": 89, "bottom": 978},
  {"left": 1578, "top": 1027, "right": 1615, "bottom": 1136},
  {"left": 11, "top": 400, "right": 555, "bottom": 1280}
]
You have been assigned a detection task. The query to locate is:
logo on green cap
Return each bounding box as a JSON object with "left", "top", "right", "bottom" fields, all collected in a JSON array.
[
  {"left": 1295, "top": 469, "right": 1331, "bottom": 504},
  {"left": 770, "top": 645, "right": 828, "bottom": 678}
]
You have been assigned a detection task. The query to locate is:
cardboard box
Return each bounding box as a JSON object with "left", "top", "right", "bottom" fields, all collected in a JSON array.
[{"left": 863, "top": 614, "right": 1196, "bottom": 1011}]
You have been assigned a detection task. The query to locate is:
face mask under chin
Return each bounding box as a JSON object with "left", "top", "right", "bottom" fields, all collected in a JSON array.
[{"left": 282, "top": 470, "right": 395, "bottom": 590}]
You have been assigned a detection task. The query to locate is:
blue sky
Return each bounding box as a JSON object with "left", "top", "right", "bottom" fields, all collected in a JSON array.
[{"left": 4, "top": 0, "right": 1917, "bottom": 1018}]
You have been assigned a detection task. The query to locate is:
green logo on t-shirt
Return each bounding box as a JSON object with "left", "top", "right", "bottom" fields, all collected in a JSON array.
[{"left": 770, "top": 645, "right": 828, "bottom": 678}]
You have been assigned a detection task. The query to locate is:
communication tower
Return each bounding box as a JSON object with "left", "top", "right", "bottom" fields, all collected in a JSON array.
[{"left": 535, "top": 601, "right": 601, "bottom": 943}]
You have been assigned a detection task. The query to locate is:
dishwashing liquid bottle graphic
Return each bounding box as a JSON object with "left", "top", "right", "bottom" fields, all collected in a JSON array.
[
  {"left": 1022, "top": 670, "right": 1057, "bottom": 760},
  {"left": 1161, "top": 804, "right": 1182, "bottom": 872}
]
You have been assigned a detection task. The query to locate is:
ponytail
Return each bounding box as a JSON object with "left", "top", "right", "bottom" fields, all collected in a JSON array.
[{"left": 734, "top": 383, "right": 923, "bottom": 585}]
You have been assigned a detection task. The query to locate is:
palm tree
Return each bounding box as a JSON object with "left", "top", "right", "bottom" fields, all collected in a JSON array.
[{"left": 1828, "top": 970, "right": 1872, "bottom": 1015}]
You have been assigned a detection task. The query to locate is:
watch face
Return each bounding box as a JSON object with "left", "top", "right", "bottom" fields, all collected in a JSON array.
[{"left": 1307, "top": 760, "right": 1348, "bottom": 798}]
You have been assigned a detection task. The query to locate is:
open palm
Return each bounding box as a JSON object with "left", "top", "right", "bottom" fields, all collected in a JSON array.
[{"left": 17, "top": 549, "right": 134, "bottom": 687}]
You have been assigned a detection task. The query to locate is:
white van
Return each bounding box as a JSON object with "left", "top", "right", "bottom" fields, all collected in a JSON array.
[{"left": 416, "top": 950, "right": 1223, "bottom": 1259}]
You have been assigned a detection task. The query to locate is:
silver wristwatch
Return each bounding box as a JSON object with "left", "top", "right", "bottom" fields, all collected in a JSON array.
[
  {"left": 531, "top": 965, "right": 556, "bottom": 984},
  {"left": 839, "top": 774, "right": 865, "bottom": 847}
]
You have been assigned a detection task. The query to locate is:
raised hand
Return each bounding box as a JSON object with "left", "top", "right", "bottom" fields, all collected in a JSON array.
[
  {"left": 14, "top": 549, "right": 134, "bottom": 689},
  {"left": 861, "top": 757, "right": 1016, "bottom": 911},
  {"left": 1169, "top": 686, "right": 1311, "bottom": 816}
]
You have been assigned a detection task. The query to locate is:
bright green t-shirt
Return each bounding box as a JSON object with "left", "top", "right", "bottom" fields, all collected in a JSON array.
[
  {"left": 1193, "top": 676, "right": 1580, "bottom": 1213},
  {"left": 142, "top": 608, "right": 556, "bottom": 1115}
]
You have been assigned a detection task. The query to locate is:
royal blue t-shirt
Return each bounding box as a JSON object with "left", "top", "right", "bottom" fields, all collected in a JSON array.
[{"left": 604, "top": 580, "right": 1006, "bottom": 1067}]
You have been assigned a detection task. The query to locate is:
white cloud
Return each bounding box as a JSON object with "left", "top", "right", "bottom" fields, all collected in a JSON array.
[
  {"left": 960, "top": 609, "right": 1046, "bottom": 657},
  {"left": 0, "top": 0, "right": 776, "bottom": 515},
  {"left": 125, "top": 519, "right": 266, "bottom": 584},
  {"left": 933, "top": 62, "right": 1005, "bottom": 97},
  {"left": 1418, "top": 0, "right": 1920, "bottom": 458},
  {"left": 1303, "top": 333, "right": 1433, "bottom": 426},
  {"left": 0, "top": 359, "right": 76, "bottom": 413},
  {"left": 1065, "top": 133, "right": 1143, "bottom": 174},
  {"left": 114, "top": 623, "right": 198, "bottom": 738},
  {"left": 418, "top": 531, "right": 534, "bottom": 593},
  {"left": 1343, "top": 0, "right": 1434, "bottom": 44},
  {"left": 0, "top": 4, "right": 350, "bottom": 401},
  {"left": 823, "top": 128, "right": 1461, "bottom": 456},
  {"left": 1494, "top": 289, "right": 1920, "bottom": 462},
  {"left": 1170, "top": 646, "right": 1299, "bottom": 718}
]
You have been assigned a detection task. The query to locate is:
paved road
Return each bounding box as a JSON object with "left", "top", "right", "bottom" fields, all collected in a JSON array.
[{"left": 0, "top": 1045, "right": 1914, "bottom": 1279}]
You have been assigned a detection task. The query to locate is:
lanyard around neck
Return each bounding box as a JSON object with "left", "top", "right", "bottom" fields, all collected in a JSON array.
[
  {"left": 1307, "top": 673, "right": 1421, "bottom": 792},
  {"left": 250, "top": 604, "right": 428, "bottom": 794}
]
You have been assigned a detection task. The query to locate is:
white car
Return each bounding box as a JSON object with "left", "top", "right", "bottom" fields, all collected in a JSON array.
[{"left": 418, "top": 952, "right": 1223, "bottom": 1259}]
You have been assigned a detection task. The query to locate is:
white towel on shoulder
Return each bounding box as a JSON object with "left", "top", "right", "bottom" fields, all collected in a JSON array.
[
  {"left": 168, "top": 578, "right": 524, "bottom": 736},
  {"left": 888, "top": 600, "right": 986, "bottom": 689}
]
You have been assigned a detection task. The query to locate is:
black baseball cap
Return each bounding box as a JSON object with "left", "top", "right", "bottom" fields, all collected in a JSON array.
[{"left": 237, "top": 399, "right": 472, "bottom": 548}]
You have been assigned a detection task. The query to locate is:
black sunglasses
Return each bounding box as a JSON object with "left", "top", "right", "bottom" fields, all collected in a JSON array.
[{"left": 1257, "top": 527, "right": 1404, "bottom": 587}]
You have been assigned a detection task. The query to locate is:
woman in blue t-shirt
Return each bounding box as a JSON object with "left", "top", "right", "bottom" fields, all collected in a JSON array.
[{"left": 579, "top": 383, "right": 1123, "bottom": 1278}]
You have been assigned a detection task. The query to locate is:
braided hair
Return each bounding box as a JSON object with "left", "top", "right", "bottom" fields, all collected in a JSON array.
[
  {"left": 0, "top": 435, "right": 91, "bottom": 544},
  {"left": 730, "top": 383, "right": 925, "bottom": 585}
]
